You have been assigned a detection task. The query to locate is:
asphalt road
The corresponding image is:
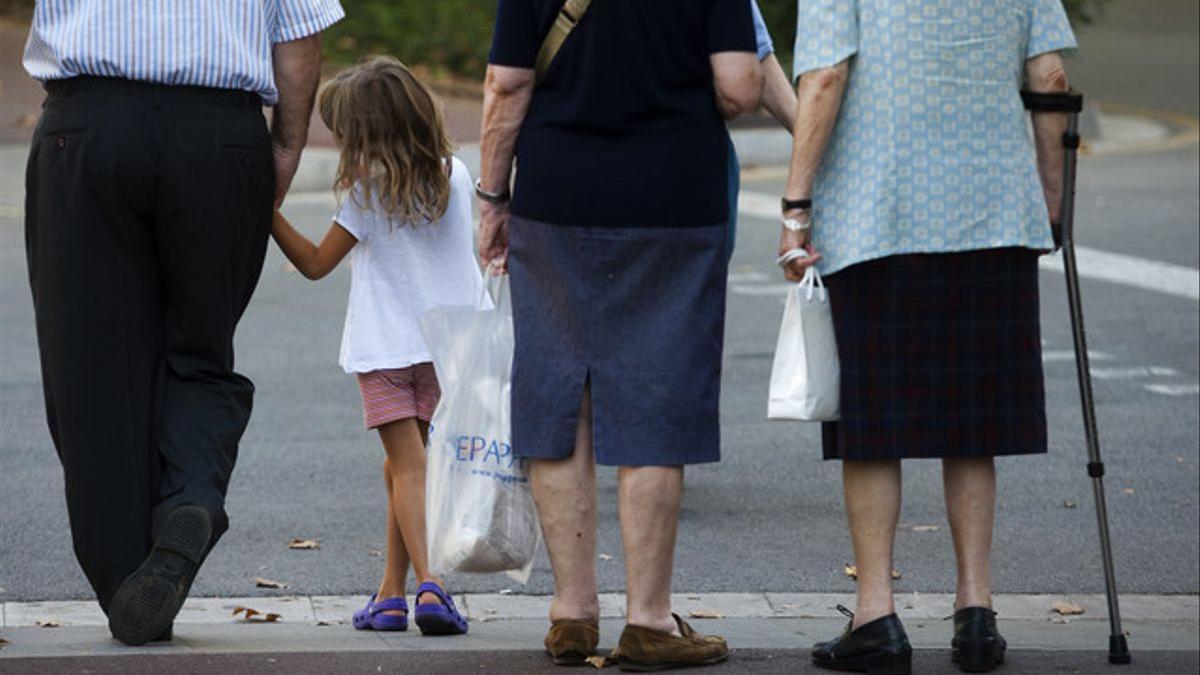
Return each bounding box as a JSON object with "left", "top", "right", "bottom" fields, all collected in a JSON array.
[
  {"left": 1, "top": 1, "right": 1198, "bottom": 605},
  {"left": 1, "top": 140, "right": 1197, "bottom": 603}
]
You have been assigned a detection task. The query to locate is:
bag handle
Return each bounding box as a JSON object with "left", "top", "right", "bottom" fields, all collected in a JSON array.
[
  {"left": 777, "top": 248, "right": 825, "bottom": 301},
  {"left": 534, "top": 0, "right": 593, "bottom": 84}
]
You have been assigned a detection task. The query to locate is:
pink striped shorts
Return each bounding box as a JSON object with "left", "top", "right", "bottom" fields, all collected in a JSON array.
[{"left": 356, "top": 363, "right": 441, "bottom": 429}]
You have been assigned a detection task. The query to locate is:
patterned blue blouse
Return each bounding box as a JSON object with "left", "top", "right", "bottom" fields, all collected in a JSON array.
[{"left": 793, "top": 0, "right": 1077, "bottom": 275}]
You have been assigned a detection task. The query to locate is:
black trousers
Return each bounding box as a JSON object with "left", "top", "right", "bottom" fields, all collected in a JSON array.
[{"left": 24, "top": 77, "right": 274, "bottom": 610}]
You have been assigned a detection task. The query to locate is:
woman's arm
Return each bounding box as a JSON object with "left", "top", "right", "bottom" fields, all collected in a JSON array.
[
  {"left": 477, "top": 64, "right": 535, "bottom": 272},
  {"left": 779, "top": 60, "right": 850, "bottom": 280},
  {"left": 1026, "top": 52, "right": 1071, "bottom": 225},
  {"left": 759, "top": 53, "right": 798, "bottom": 133},
  {"left": 712, "top": 51, "right": 764, "bottom": 119},
  {"left": 271, "top": 210, "right": 357, "bottom": 280}
]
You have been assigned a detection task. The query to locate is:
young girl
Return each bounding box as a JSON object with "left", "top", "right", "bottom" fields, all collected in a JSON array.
[{"left": 271, "top": 57, "right": 479, "bottom": 636}]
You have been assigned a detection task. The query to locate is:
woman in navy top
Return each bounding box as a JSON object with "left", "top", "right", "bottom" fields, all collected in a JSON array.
[{"left": 478, "top": 0, "right": 761, "bottom": 669}]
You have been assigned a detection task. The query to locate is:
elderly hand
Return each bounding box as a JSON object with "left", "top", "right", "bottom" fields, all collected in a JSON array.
[
  {"left": 477, "top": 199, "right": 510, "bottom": 275},
  {"left": 272, "top": 143, "right": 302, "bottom": 208},
  {"left": 778, "top": 212, "right": 822, "bottom": 282}
]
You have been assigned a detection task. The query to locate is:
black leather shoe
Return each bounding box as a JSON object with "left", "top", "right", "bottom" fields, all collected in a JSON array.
[
  {"left": 812, "top": 606, "right": 912, "bottom": 675},
  {"left": 108, "top": 506, "right": 211, "bottom": 646},
  {"left": 952, "top": 607, "right": 1006, "bottom": 672}
]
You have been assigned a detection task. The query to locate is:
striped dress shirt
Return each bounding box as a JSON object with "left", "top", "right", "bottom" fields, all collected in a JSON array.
[{"left": 23, "top": 0, "right": 345, "bottom": 104}]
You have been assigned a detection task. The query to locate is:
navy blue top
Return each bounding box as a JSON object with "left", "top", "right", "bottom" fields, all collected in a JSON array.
[{"left": 489, "top": 0, "right": 757, "bottom": 227}]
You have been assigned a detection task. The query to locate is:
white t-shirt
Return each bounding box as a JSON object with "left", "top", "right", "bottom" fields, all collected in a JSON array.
[{"left": 335, "top": 157, "right": 484, "bottom": 373}]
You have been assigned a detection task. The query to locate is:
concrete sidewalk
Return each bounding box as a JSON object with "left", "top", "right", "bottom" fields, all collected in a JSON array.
[{"left": 1, "top": 593, "right": 1195, "bottom": 664}]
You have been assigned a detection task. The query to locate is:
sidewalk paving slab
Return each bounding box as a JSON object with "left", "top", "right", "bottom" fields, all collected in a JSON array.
[{"left": 1, "top": 649, "right": 1197, "bottom": 675}]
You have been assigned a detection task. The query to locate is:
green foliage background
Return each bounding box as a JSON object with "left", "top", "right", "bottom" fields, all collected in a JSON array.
[
  {"left": 1, "top": 0, "right": 1108, "bottom": 78},
  {"left": 326, "top": 0, "right": 1108, "bottom": 79}
]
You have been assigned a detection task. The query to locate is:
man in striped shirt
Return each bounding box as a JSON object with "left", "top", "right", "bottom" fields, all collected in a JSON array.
[{"left": 22, "top": 0, "right": 343, "bottom": 646}]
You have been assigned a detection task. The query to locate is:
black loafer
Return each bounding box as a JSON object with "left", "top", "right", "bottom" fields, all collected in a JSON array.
[
  {"left": 108, "top": 505, "right": 211, "bottom": 646},
  {"left": 812, "top": 605, "right": 912, "bottom": 675},
  {"left": 952, "top": 607, "right": 1006, "bottom": 672}
]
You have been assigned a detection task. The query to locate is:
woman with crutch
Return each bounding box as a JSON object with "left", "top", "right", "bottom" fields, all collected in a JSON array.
[{"left": 778, "top": 1, "right": 1077, "bottom": 673}]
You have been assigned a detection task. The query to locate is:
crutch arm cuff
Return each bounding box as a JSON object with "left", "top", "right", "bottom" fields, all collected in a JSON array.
[{"left": 1021, "top": 89, "right": 1084, "bottom": 113}]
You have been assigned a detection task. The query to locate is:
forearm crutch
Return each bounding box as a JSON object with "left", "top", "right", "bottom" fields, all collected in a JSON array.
[{"left": 1022, "top": 88, "right": 1131, "bottom": 665}]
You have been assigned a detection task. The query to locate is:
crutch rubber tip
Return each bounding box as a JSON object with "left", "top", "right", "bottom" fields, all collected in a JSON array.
[{"left": 1108, "top": 634, "right": 1132, "bottom": 664}]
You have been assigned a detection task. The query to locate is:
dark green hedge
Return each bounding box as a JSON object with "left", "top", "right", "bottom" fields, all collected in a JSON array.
[{"left": 325, "top": 1, "right": 1106, "bottom": 79}]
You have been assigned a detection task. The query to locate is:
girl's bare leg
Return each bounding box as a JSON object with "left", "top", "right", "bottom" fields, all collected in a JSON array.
[
  {"left": 375, "top": 456, "right": 411, "bottom": 615},
  {"left": 377, "top": 418, "right": 444, "bottom": 605}
]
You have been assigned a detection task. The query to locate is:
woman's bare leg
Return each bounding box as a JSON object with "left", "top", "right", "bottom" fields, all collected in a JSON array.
[
  {"left": 377, "top": 418, "right": 443, "bottom": 605},
  {"left": 531, "top": 386, "right": 600, "bottom": 623},
  {"left": 619, "top": 464, "right": 684, "bottom": 635},
  {"left": 843, "top": 459, "right": 902, "bottom": 628},
  {"left": 942, "top": 457, "right": 996, "bottom": 611}
]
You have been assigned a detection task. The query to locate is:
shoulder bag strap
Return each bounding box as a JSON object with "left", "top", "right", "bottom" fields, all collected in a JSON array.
[{"left": 534, "top": 0, "right": 593, "bottom": 84}]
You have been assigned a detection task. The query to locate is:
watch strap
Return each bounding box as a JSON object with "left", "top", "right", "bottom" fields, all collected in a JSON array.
[
  {"left": 781, "top": 197, "right": 812, "bottom": 212},
  {"left": 474, "top": 177, "right": 511, "bottom": 204}
]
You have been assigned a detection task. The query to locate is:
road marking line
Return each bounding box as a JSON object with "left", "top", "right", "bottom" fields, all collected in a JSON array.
[
  {"left": 1090, "top": 366, "right": 1180, "bottom": 380},
  {"left": 1144, "top": 383, "right": 1200, "bottom": 396},
  {"left": 1038, "top": 248, "right": 1199, "bottom": 302},
  {"left": 1041, "top": 350, "right": 1113, "bottom": 363},
  {"left": 737, "top": 190, "right": 1200, "bottom": 302}
]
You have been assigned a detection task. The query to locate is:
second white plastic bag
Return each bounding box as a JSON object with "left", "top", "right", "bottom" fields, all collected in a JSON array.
[
  {"left": 419, "top": 275, "right": 540, "bottom": 583},
  {"left": 768, "top": 251, "right": 841, "bottom": 421}
]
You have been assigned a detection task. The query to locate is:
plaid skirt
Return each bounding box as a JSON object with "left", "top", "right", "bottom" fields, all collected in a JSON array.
[{"left": 821, "top": 248, "right": 1048, "bottom": 461}]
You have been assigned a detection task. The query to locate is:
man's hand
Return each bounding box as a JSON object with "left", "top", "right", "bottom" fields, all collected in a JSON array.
[
  {"left": 477, "top": 200, "right": 510, "bottom": 275},
  {"left": 273, "top": 144, "right": 302, "bottom": 208}
]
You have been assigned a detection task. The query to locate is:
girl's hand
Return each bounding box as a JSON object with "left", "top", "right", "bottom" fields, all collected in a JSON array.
[
  {"left": 477, "top": 200, "right": 510, "bottom": 275},
  {"left": 778, "top": 221, "right": 822, "bottom": 282}
]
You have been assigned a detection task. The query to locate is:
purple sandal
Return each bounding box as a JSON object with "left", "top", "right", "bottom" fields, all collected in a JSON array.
[
  {"left": 352, "top": 594, "right": 409, "bottom": 631},
  {"left": 414, "top": 582, "right": 468, "bottom": 636}
]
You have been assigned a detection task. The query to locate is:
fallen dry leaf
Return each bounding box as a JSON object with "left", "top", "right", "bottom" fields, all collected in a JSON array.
[
  {"left": 911, "top": 525, "right": 940, "bottom": 532},
  {"left": 255, "top": 577, "right": 289, "bottom": 589},
  {"left": 36, "top": 619, "right": 60, "bottom": 628},
  {"left": 688, "top": 609, "right": 725, "bottom": 619},
  {"left": 1051, "top": 601, "right": 1085, "bottom": 616},
  {"left": 843, "top": 565, "right": 901, "bottom": 580},
  {"left": 288, "top": 538, "right": 321, "bottom": 550},
  {"left": 232, "top": 606, "right": 282, "bottom": 623},
  {"left": 1121, "top": 488, "right": 1135, "bottom": 495},
  {"left": 368, "top": 549, "right": 383, "bottom": 557},
  {"left": 1063, "top": 500, "right": 1078, "bottom": 509},
  {"left": 598, "top": 553, "right": 614, "bottom": 561},
  {"left": 585, "top": 655, "right": 610, "bottom": 669}
]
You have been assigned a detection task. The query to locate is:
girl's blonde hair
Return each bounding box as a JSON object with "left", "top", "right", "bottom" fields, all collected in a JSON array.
[{"left": 319, "top": 56, "right": 453, "bottom": 225}]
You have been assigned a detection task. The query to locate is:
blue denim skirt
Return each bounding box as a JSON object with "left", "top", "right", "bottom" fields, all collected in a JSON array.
[{"left": 508, "top": 215, "right": 728, "bottom": 466}]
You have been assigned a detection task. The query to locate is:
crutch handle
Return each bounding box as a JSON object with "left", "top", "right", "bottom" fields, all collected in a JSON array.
[{"left": 1021, "top": 89, "right": 1084, "bottom": 113}]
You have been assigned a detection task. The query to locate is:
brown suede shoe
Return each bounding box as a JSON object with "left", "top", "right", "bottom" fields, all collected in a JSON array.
[
  {"left": 615, "top": 614, "right": 728, "bottom": 671},
  {"left": 545, "top": 618, "right": 600, "bottom": 666}
]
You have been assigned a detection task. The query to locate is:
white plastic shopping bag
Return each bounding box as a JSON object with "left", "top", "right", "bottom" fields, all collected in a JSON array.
[
  {"left": 419, "top": 275, "right": 540, "bottom": 583},
  {"left": 768, "top": 250, "right": 840, "bottom": 421}
]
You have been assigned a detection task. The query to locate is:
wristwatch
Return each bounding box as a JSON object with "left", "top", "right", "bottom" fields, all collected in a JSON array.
[
  {"left": 780, "top": 197, "right": 812, "bottom": 212},
  {"left": 474, "top": 177, "right": 511, "bottom": 204}
]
